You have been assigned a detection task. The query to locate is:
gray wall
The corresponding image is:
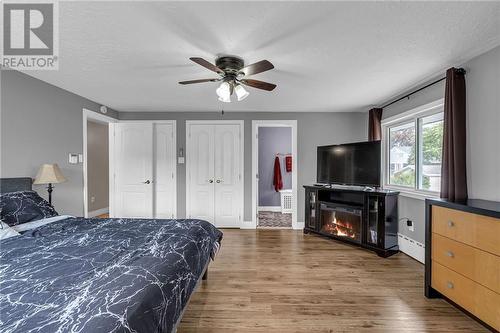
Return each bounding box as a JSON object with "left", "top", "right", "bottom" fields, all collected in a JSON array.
[
  {"left": 381, "top": 45, "right": 500, "bottom": 243},
  {"left": 119, "top": 111, "right": 368, "bottom": 222},
  {"left": 1, "top": 70, "right": 118, "bottom": 216},
  {"left": 258, "top": 127, "right": 292, "bottom": 207},
  {"left": 465, "top": 46, "right": 500, "bottom": 202},
  {"left": 87, "top": 120, "right": 109, "bottom": 212}
]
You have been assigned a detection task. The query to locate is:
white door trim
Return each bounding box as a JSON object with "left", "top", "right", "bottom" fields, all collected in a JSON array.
[
  {"left": 252, "top": 120, "right": 298, "bottom": 229},
  {"left": 185, "top": 120, "right": 244, "bottom": 227},
  {"left": 83, "top": 108, "right": 117, "bottom": 218}
]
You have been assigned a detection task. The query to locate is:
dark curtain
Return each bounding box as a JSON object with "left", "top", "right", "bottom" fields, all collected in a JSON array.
[
  {"left": 441, "top": 68, "right": 467, "bottom": 201},
  {"left": 368, "top": 108, "right": 383, "bottom": 141}
]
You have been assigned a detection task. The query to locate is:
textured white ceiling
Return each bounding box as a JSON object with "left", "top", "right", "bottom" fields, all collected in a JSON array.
[{"left": 22, "top": 1, "right": 500, "bottom": 112}]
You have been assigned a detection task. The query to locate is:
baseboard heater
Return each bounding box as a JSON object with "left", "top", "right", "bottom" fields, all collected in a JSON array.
[{"left": 398, "top": 233, "right": 425, "bottom": 263}]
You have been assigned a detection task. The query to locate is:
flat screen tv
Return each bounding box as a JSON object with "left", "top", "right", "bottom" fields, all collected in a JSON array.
[{"left": 317, "top": 141, "right": 381, "bottom": 187}]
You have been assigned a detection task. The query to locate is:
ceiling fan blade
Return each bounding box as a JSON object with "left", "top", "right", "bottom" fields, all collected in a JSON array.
[
  {"left": 239, "top": 60, "right": 274, "bottom": 76},
  {"left": 189, "top": 57, "right": 224, "bottom": 74},
  {"left": 179, "top": 78, "right": 220, "bottom": 85},
  {"left": 240, "top": 79, "right": 277, "bottom": 91}
]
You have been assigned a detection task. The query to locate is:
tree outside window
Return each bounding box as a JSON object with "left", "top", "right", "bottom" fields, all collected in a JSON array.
[
  {"left": 387, "top": 110, "right": 444, "bottom": 193},
  {"left": 389, "top": 122, "right": 415, "bottom": 187},
  {"left": 419, "top": 113, "right": 443, "bottom": 191}
]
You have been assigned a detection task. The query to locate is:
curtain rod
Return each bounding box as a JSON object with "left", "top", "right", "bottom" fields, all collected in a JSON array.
[{"left": 380, "top": 68, "right": 466, "bottom": 109}]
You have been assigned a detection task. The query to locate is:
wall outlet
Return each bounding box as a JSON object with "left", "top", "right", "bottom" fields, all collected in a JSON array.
[
  {"left": 91, "top": 196, "right": 95, "bottom": 203},
  {"left": 407, "top": 219, "right": 415, "bottom": 232}
]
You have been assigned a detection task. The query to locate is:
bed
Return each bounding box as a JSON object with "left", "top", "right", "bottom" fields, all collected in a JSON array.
[{"left": 0, "top": 178, "right": 222, "bottom": 333}]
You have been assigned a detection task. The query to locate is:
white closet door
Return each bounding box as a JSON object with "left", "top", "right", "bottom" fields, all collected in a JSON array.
[
  {"left": 214, "top": 124, "right": 242, "bottom": 227},
  {"left": 154, "top": 123, "right": 176, "bottom": 219},
  {"left": 187, "top": 124, "right": 215, "bottom": 224},
  {"left": 114, "top": 123, "right": 153, "bottom": 218}
]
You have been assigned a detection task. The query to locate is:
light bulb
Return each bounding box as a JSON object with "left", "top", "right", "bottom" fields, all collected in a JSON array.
[{"left": 234, "top": 84, "right": 249, "bottom": 101}]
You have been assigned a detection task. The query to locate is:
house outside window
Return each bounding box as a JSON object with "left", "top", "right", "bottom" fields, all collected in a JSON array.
[{"left": 381, "top": 99, "right": 444, "bottom": 198}]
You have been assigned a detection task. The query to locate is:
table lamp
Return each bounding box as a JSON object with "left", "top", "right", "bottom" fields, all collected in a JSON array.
[{"left": 33, "top": 163, "right": 67, "bottom": 205}]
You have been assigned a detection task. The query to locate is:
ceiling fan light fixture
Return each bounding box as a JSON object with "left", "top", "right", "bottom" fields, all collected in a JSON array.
[
  {"left": 180, "top": 56, "right": 276, "bottom": 101},
  {"left": 218, "top": 95, "right": 231, "bottom": 103},
  {"left": 216, "top": 81, "right": 231, "bottom": 101},
  {"left": 234, "top": 84, "right": 249, "bottom": 101}
]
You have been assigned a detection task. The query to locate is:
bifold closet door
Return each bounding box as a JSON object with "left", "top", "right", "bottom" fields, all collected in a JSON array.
[
  {"left": 154, "top": 123, "right": 176, "bottom": 219},
  {"left": 114, "top": 123, "right": 153, "bottom": 218},
  {"left": 214, "top": 124, "right": 241, "bottom": 227},
  {"left": 187, "top": 122, "right": 242, "bottom": 227},
  {"left": 187, "top": 124, "right": 216, "bottom": 224}
]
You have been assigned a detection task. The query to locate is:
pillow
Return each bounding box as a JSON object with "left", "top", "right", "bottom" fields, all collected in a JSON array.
[
  {"left": 0, "top": 191, "right": 59, "bottom": 226},
  {"left": 0, "top": 221, "right": 20, "bottom": 240}
]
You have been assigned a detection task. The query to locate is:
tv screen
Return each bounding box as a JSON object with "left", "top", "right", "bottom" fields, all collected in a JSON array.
[{"left": 317, "top": 141, "right": 381, "bottom": 187}]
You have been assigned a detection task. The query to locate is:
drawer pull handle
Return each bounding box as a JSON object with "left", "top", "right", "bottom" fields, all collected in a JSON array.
[
  {"left": 447, "top": 220, "right": 454, "bottom": 227},
  {"left": 446, "top": 251, "right": 454, "bottom": 258},
  {"left": 446, "top": 281, "right": 454, "bottom": 289}
]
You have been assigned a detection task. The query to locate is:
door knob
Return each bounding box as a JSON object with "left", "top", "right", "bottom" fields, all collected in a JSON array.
[
  {"left": 216, "top": 180, "right": 221, "bottom": 183},
  {"left": 208, "top": 179, "right": 214, "bottom": 183},
  {"left": 144, "top": 180, "right": 151, "bottom": 184}
]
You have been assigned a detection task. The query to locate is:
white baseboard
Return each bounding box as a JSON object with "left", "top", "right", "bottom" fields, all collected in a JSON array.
[
  {"left": 88, "top": 207, "right": 109, "bottom": 218},
  {"left": 241, "top": 221, "right": 256, "bottom": 229},
  {"left": 294, "top": 221, "right": 305, "bottom": 230},
  {"left": 398, "top": 233, "right": 425, "bottom": 264},
  {"left": 258, "top": 206, "right": 281, "bottom": 212}
]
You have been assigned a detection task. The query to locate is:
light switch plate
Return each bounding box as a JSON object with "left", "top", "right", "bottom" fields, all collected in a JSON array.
[
  {"left": 68, "top": 153, "right": 78, "bottom": 164},
  {"left": 178, "top": 157, "right": 185, "bottom": 164},
  {"left": 78, "top": 154, "right": 84, "bottom": 163}
]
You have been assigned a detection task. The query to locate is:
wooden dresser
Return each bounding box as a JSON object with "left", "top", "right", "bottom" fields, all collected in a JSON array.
[{"left": 425, "top": 199, "right": 500, "bottom": 332}]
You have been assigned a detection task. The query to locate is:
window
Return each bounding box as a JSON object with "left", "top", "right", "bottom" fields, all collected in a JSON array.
[
  {"left": 382, "top": 100, "right": 444, "bottom": 196},
  {"left": 389, "top": 122, "right": 416, "bottom": 187},
  {"left": 418, "top": 113, "right": 443, "bottom": 192}
]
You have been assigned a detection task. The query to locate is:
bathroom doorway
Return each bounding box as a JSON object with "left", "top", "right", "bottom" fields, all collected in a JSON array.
[{"left": 252, "top": 121, "right": 297, "bottom": 229}]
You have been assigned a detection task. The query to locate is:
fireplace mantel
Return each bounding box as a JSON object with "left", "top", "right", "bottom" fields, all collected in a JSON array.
[{"left": 303, "top": 185, "right": 399, "bottom": 257}]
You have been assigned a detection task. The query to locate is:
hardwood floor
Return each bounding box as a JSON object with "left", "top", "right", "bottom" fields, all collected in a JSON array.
[{"left": 178, "top": 229, "right": 488, "bottom": 333}]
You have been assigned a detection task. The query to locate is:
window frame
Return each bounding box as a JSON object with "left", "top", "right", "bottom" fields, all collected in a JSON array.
[{"left": 381, "top": 99, "right": 444, "bottom": 199}]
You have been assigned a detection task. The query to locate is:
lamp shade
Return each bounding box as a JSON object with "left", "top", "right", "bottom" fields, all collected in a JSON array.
[
  {"left": 216, "top": 81, "right": 231, "bottom": 102},
  {"left": 234, "top": 84, "right": 249, "bottom": 101},
  {"left": 33, "top": 164, "right": 67, "bottom": 185}
]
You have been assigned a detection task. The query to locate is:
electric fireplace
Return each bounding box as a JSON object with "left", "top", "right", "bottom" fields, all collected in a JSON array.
[
  {"left": 319, "top": 203, "right": 362, "bottom": 243},
  {"left": 304, "top": 185, "right": 399, "bottom": 257}
]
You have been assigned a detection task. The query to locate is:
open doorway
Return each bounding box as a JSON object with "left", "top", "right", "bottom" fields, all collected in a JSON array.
[
  {"left": 83, "top": 109, "right": 116, "bottom": 218},
  {"left": 252, "top": 120, "right": 298, "bottom": 229}
]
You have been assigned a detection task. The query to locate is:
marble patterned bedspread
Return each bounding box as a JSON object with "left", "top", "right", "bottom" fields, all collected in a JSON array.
[{"left": 0, "top": 217, "right": 223, "bottom": 333}]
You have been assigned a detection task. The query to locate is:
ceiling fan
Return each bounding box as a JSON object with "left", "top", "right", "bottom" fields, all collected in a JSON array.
[{"left": 179, "top": 56, "right": 276, "bottom": 103}]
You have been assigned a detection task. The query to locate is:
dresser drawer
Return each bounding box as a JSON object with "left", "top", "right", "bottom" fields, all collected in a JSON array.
[
  {"left": 432, "top": 261, "right": 500, "bottom": 330},
  {"left": 432, "top": 233, "right": 500, "bottom": 293},
  {"left": 432, "top": 206, "right": 500, "bottom": 256}
]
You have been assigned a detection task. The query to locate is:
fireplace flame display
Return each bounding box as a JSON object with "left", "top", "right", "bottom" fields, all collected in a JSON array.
[
  {"left": 320, "top": 206, "right": 361, "bottom": 242},
  {"left": 322, "top": 217, "right": 356, "bottom": 238}
]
